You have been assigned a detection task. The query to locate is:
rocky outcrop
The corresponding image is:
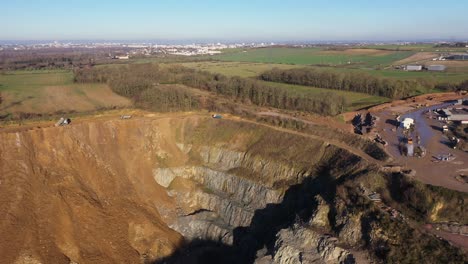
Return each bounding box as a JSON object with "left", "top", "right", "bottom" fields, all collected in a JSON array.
[
  {"left": 152, "top": 134, "right": 377, "bottom": 263},
  {"left": 269, "top": 224, "right": 354, "bottom": 264},
  {"left": 309, "top": 195, "right": 331, "bottom": 229},
  {"left": 153, "top": 146, "right": 290, "bottom": 244},
  {"left": 169, "top": 211, "right": 234, "bottom": 245},
  {"left": 198, "top": 146, "right": 318, "bottom": 188}
]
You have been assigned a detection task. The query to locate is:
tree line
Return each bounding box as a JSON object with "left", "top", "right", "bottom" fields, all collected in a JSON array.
[
  {"left": 74, "top": 64, "right": 346, "bottom": 116},
  {"left": 259, "top": 68, "right": 431, "bottom": 99}
]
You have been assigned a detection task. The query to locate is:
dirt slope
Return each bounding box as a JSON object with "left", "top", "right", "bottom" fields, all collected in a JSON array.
[{"left": 0, "top": 118, "right": 186, "bottom": 264}]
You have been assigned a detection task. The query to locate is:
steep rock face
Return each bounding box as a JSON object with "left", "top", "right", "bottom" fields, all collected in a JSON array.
[
  {"left": 309, "top": 195, "right": 331, "bottom": 229},
  {"left": 153, "top": 150, "right": 288, "bottom": 244},
  {"left": 337, "top": 214, "right": 363, "bottom": 248},
  {"left": 270, "top": 224, "right": 354, "bottom": 264},
  {"left": 153, "top": 138, "right": 347, "bottom": 246},
  {"left": 152, "top": 140, "right": 372, "bottom": 264}
]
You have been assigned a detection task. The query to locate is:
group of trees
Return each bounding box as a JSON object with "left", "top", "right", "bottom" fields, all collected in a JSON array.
[
  {"left": 177, "top": 68, "right": 346, "bottom": 115},
  {"left": 259, "top": 68, "right": 428, "bottom": 99},
  {"left": 73, "top": 63, "right": 468, "bottom": 114},
  {"left": 74, "top": 64, "right": 347, "bottom": 116},
  {"left": 0, "top": 47, "right": 131, "bottom": 71},
  {"left": 75, "top": 64, "right": 200, "bottom": 112},
  {"left": 436, "top": 80, "right": 468, "bottom": 92}
]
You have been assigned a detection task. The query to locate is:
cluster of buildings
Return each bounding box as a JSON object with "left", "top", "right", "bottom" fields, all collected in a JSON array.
[
  {"left": 401, "top": 52, "right": 468, "bottom": 72},
  {"left": 0, "top": 41, "right": 276, "bottom": 56},
  {"left": 437, "top": 100, "right": 468, "bottom": 124}
]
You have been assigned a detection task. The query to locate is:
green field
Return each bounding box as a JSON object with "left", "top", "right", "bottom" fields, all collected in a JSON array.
[
  {"left": 213, "top": 47, "right": 414, "bottom": 67},
  {"left": 262, "top": 81, "right": 389, "bottom": 111},
  {"left": 181, "top": 61, "right": 308, "bottom": 78},
  {"left": 180, "top": 61, "right": 468, "bottom": 83},
  {"left": 0, "top": 70, "right": 131, "bottom": 116}
]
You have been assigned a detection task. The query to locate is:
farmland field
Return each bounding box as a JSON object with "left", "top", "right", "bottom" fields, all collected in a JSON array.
[
  {"left": 180, "top": 61, "right": 468, "bottom": 83},
  {"left": 180, "top": 61, "right": 309, "bottom": 77},
  {"left": 0, "top": 70, "right": 131, "bottom": 116},
  {"left": 213, "top": 47, "right": 414, "bottom": 67}
]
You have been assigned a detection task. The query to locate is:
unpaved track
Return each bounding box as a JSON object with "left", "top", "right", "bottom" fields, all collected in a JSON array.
[{"left": 223, "top": 114, "right": 385, "bottom": 166}]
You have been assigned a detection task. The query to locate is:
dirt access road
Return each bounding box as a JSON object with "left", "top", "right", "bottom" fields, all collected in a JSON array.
[{"left": 0, "top": 109, "right": 384, "bottom": 167}]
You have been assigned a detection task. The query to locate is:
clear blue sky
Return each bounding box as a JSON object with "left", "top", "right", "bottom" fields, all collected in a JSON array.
[{"left": 2, "top": 0, "right": 468, "bottom": 41}]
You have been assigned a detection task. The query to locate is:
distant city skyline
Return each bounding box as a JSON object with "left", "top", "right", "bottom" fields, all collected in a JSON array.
[{"left": 2, "top": 0, "right": 468, "bottom": 42}]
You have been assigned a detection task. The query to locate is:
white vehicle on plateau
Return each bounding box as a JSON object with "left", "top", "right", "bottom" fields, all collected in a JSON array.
[{"left": 55, "top": 117, "right": 71, "bottom": 127}]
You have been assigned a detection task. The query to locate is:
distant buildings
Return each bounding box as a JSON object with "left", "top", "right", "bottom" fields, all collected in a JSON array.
[
  {"left": 427, "top": 65, "right": 446, "bottom": 71},
  {"left": 403, "top": 64, "right": 447, "bottom": 71},
  {"left": 115, "top": 55, "right": 129, "bottom": 60},
  {"left": 445, "top": 54, "right": 468, "bottom": 60},
  {"left": 405, "top": 65, "right": 423, "bottom": 71}
]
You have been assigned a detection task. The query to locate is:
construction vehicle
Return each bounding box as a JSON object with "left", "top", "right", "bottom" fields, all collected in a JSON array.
[
  {"left": 374, "top": 134, "right": 388, "bottom": 146},
  {"left": 55, "top": 117, "right": 71, "bottom": 127}
]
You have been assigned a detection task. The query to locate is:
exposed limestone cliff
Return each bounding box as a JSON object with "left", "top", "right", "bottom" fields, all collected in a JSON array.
[{"left": 270, "top": 224, "right": 354, "bottom": 264}]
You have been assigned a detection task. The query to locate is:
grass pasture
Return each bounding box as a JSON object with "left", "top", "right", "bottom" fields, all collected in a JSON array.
[
  {"left": 214, "top": 47, "right": 414, "bottom": 67},
  {"left": 0, "top": 70, "right": 131, "bottom": 116}
]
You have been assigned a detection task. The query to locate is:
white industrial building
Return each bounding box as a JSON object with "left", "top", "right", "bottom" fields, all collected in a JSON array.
[{"left": 401, "top": 118, "right": 414, "bottom": 129}]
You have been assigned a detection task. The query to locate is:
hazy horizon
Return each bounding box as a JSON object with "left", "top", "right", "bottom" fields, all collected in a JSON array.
[{"left": 2, "top": 0, "right": 468, "bottom": 42}]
